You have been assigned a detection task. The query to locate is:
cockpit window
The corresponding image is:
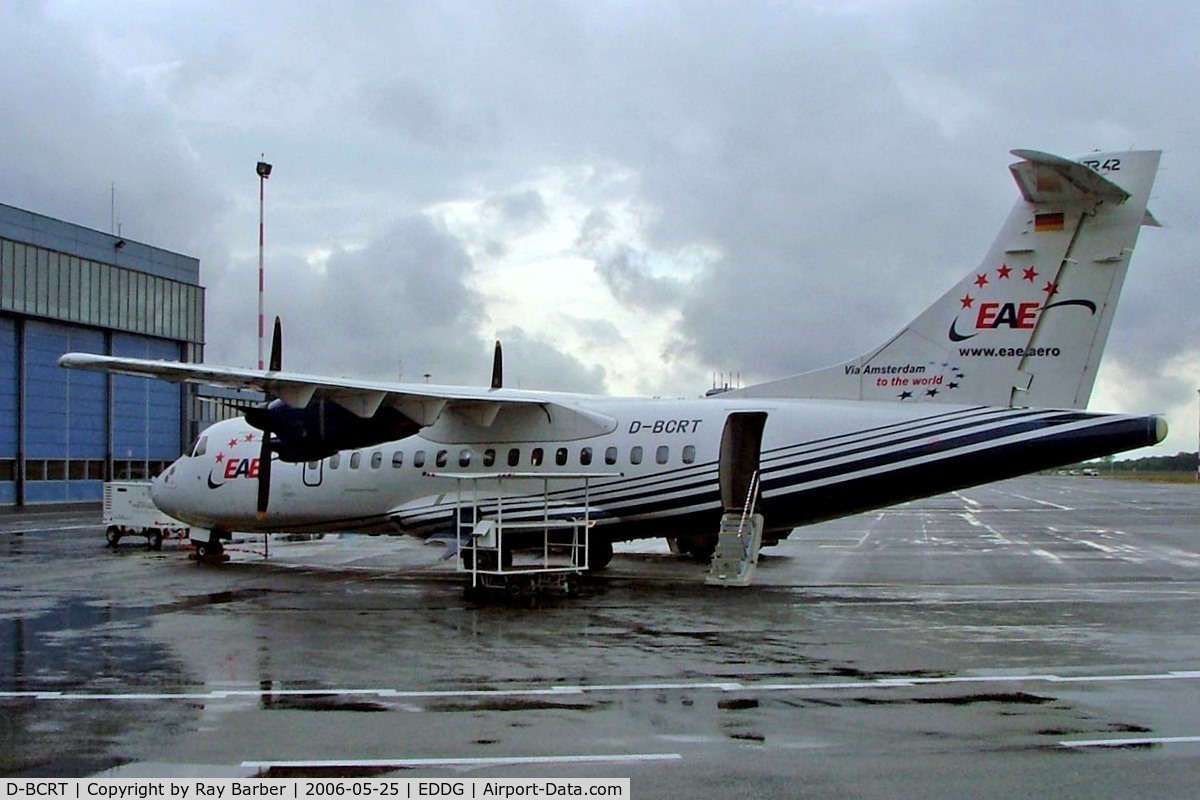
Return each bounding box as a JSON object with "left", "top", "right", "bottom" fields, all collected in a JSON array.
[{"left": 192, "top": 436, "right": 208, "bottom": 457}]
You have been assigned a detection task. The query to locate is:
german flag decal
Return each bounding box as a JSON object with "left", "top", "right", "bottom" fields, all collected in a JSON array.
[{"left": 1035, "top": 212, "right": 1065, "bottom": 232}]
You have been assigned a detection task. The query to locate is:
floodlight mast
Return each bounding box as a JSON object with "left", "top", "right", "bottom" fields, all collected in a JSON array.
[{"left": 256, "top": 159, "right": 272, "bottom": 370}]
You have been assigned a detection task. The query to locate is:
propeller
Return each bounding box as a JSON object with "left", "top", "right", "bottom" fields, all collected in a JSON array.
[
  {"left": 490, "top": 340, "right": 503, "bottom": 390},
  {"left": 256, "top": 317, "right": 282, "bottom": 520}
]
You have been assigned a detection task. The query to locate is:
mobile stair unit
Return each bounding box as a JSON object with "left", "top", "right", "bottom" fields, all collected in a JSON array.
[
  {"left": 426, "top": 471, "right": 621, "bottom": 595},
  {"left": 706, "top": 470, "right": 764, "bottom": 587}
]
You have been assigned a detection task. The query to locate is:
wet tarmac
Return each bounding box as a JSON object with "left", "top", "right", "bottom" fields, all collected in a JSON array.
[{"left": 3, "top": 476, "right": 1200, "bottom": 798}]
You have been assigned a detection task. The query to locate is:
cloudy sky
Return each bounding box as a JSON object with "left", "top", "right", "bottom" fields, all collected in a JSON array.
[{"left": 2, "top": 0, "right": 1198, "bottom": 455}]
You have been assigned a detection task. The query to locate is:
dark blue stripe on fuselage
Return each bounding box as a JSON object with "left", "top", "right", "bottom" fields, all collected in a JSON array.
[{"left": 394, "top": 410, "right": 1156, "bottom": 540}]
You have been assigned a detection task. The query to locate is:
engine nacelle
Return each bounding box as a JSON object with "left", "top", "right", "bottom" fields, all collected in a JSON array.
[{"left": 245, "top": 398, "right": 420, "bottom": 462}]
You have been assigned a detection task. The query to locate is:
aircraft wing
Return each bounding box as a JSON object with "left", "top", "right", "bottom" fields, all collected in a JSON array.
[{"left": 56, "top": 353, "right": 608, "bottom": 431}]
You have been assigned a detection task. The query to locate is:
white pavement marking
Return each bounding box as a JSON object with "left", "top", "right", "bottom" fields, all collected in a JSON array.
[
  {"left": 1060, "top": 735, "right": 1200, "bottom": 749},
  {"left": 5, "top": 671, "right": 1200, "bottom": 703},
  {"left": 242, "top": 753, "right": 682, "bottom": 770},
  {"left": 1, "top": 524, "right": 102, "bottom": 534},
  {"left": 1006, "top": 491, "right": 1073, "bottom": 511},
  {"left": 952, "top": 491, "right": 982, "bottom": 511}
]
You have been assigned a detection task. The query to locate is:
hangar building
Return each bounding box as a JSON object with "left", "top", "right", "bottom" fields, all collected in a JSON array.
[{"left": 0, "top": 202, "right": 204, "bottom": 505}]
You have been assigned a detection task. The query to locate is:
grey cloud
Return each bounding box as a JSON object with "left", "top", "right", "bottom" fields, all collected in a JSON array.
[
  {"left": 3, "top": 0, "right": 1198, "bottom": 450},
  {"left": 593, "top": 247, "right": 686, "bottom": 311},
  {"left": 566, "top": 317, "right": 628, "bottom": 352},
  {"left": 495, "top": 327, "right": 607, "bottom": 394},
  {"left": 484, "top": 189, "right": 549, "bottom": 231},
  {"left": 0, "top": 4, "right": 227, "bottom": 263},
  {"left": 204, "top": 213, "right": 611, "bottom": 395},
  {"left": 359, "top": 78, "right": 502, "bottom": 151},
  {"left": 575, "top": 208, "right": 615, "bottom": 250}
]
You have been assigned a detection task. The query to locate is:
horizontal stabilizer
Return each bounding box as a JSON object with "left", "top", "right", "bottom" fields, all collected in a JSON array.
[{"left": 1009, "top": 149, "right": 1131, "bottom": 204}]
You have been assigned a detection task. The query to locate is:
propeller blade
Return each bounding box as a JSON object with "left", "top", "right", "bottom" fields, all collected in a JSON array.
[
  {"left": 257, "top": 317, "right": 281, "bottom": 520},
  {"left": 256, "top": 437, "right": 272, "bottom": 520},
  {"left": 268, "top": 316, "right": 282, "bottom": 372},
  {"left": 490, "top": 340, "right": 503, "bottom": 390}
]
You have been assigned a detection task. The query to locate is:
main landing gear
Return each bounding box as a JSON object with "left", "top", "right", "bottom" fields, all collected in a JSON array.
[
  {"left": 587, "top": 536, "right": 614, "bottom": 571},
  {"left": 674, "top": 533, "right": 718, "bottom": 562}
]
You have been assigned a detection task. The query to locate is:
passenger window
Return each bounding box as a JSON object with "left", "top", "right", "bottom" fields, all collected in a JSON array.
[
  {"left": 555, "top": 447, "right": 568, "bottom": 466},
  {"left": 330, "top": 453, "right": 341, "bottom": 469},
  {"left": 193, "top": 436, "right": 208, "bottom": 457},
  {"left": 630, "top": 446, "right": 643, "bottom": 465},
  {"left": 413, "top": 451, "right": 426, "bottom": 468},
  {"left": 531, "top": 448, "right": 544, "bottom": 467},
  {"left": 436, "top": 450, "right": 448, "bottom": 468},
  {"left": 370, "top": 451, "right": 382, "bottom": 469},
  {"left": 682, "top": 445, "right": 696, "bottom": 464},
  {"left": 392, "top": 451, "right": 404, "bottom": 468},
  {"left": 508, "top": 448, "right": 520, "bottom": 467},
  {"left": 604, "top": 446, "right": 618, "bottom": 465},
  {"left": 350, "top": 452, "right": 362, "bottom": 469},
  {"left": 484, "top": 449, "right": 496, "bottom": 467},
  {"left": 656, "top": 445, "right": 669, "bottom": 464},
  {"left": 580, "top": 447, "right": 593, "bottom": 466},
  {"left": 459, "top": 449, "right": 471, "bottom": 467}
]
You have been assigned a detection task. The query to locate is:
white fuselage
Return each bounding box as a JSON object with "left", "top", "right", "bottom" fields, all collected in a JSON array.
[{"left": 151, "top": 394, "right": 1163, "bottom": 544}]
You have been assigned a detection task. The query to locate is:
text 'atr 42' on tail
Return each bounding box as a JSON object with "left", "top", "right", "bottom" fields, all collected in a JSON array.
[{"left": 726, "top": 149, "right": 1160, "bottom": 410}]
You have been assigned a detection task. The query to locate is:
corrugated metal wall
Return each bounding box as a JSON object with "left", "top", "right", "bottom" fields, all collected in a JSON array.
[{"left": 0, "top": 204, "right": 200, "bottom": 505}]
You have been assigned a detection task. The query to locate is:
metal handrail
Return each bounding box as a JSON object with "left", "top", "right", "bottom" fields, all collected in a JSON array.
[{"left": 738, "top": 469, "right": 760, "bottom": 534}]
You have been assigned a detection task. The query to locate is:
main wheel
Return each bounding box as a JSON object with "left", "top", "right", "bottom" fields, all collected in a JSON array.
[
  {"left": 587, "top": 537, "right": 614, "bottom": 570},
  {"left": 105, "top": 526, "right": 121, "bottom": 547},
  {"left": 679, "top": 534, "right": 717, "bottom": 561}
]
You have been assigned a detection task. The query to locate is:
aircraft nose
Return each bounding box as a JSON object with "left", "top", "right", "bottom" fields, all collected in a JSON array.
[{"left": 150, "top": 461, "right": 178, "bottom": 512}]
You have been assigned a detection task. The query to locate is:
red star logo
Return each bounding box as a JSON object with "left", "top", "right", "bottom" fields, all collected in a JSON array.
[
  {"left": 1043, "top": 281, "right": 1059, "bottom": 296},
  {"left": 1023, "top": 266, "right": 1038, "bottom": 282},
  {"left": 997, "top": 264, "right": 1012, "bottom": 280},
  {"left": 960, "top": 294, "right": 974, "bottom": 309},
  {"left": 228, "top": 438, "right": 239, "bottom": 449},
  {"left": 244, "top": 433, "right": 256, "bottom": 443},
  {"left": 974, "top": 273, "right": 989, "bottom": 288},
  {"left": 214, "top": 452, "right": 226, "bottom": 464}
]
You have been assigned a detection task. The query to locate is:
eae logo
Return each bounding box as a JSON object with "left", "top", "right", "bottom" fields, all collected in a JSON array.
[
  {"left": 207, "top": 455, "right": 260, "bottom": 489},
  {"left": 975, "top": 301, "right": 1039, "bottom": 330},
  {"left": 947, "top": 264, "right": 1097, "bottom": 343},
  {"left": 949, "top": 299, "right": 1097, "bottom": 342}
]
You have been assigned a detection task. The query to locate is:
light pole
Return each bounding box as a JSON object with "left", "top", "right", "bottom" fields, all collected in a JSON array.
[{"left": 256, "top": 158, "right": 273, "bottom": 370}]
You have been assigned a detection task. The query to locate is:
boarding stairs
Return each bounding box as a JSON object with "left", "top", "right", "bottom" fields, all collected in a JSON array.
[
  {"left": 428, "top": 470, "right": 619, "bottom": 595},
  {"left": 706, "top": 470, "right": 764, "bottom": 587}
]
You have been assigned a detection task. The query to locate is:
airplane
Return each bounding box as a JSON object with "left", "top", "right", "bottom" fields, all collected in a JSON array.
[{"left": 60, "top": 148, "right": 1165, "bottom": 570}]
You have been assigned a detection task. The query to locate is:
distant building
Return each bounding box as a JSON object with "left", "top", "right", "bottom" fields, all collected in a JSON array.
[{"left": 0, "top": 202, "right": 205, "bottom": 505}]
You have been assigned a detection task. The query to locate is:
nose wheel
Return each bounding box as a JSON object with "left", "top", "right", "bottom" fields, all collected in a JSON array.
[
  {"left": 194, "top": 540, "right": 224, "bottom": 558},
  {"left": 192, "top": 530, "right": 230, "bottom": 562}
]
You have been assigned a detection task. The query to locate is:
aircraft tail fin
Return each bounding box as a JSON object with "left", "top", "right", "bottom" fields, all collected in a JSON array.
[{"left": 727, "top": 149, "right": 1161, "bottom": 409}]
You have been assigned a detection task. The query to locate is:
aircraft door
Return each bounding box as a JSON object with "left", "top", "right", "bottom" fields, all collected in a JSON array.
[
  {"left": 302, "top": 459, "right": 323, "bottom": 487},
  {"left": 719, "top": 412, "right": 768, "bottom": 512}
]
